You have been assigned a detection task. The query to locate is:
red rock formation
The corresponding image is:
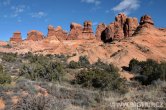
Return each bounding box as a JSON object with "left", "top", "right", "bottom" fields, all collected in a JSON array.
[
  {"left": 140, "top": 15, "right": 154, "bottom": 25},
  {"left": 115, "top": 13, "right": 127, "bottom": 28},
  {"left": 47, "top": 25, "right": 55, "bottom": 37},
  {"left": 134, "top": 15, "right": 154, "bottom": 35},
  {"left": 101, "top": 13, "right": 127, "bottom": 42},
  {"left": 139, "top": 15, "right": 154, "bottom": 29},
  {"left": 124, "top": 17, "right": 139, "bottom": 37},
  {"left": 159, "top": 28, "right": 166, "bottom": 32},
  {"left": 47, "top": 25, "right": 67, "bottom": 41},
  {"left": 67, "top": 23, "right": 83, "bottom": 40},
  {"left": 100, "top": 13, "right": 139, "bottom": 42},
  {"left": 95, "top": 23, "right": 107, "bottom": 40},
  {"left": 82, "top": 21, "right": 93, "bottom": 33},
  {"left": 10, "top": 31, "right": 22, "bottom": 43},
  {"left": 54, "top": 26, "right": 67, "bottom": 40},
  {"left": 68, "top": 21, "right": 95, "bottom": 40},
  {"left": 27, "top": 30, "right": 43, "bottom": 41},
  {"left": 78, "top": 21, "right": 95, "bottom": 40}
]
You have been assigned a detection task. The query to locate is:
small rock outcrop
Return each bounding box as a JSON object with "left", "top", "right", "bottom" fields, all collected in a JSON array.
[
  {"left": 68, "top": 21, "right": 95, "bottom": 40},
  {"left": 27, "top": 30, "right": 43, "bottom": 41},
  {"left": 68, "top": 23, "right": 83, "bottom": 40},
  {"left": 10, "top": 31, "right": 22, "bottom": 43},
  {"left": 124, "top": 17, "right": 139, "bottom": 37},
  {"left": 82, "top": 21, "right": 93, "bottom": 33},
  {"left": 78, "top": 21, "right": 95, "bottom": 40},
  {"left": 139, "top": 15, "right": 154, "bottom": 28},
  {"left": 47, "top": 25, "right": 67, "bottom": 41},
  {"left": 47, "top": 25, "right": 55, "bottom": 37},
  {"left": 140, "top": 15, "right": 154, "bottom": 25},
  {"left": 115, "top": 13, "right": 127, "bottom": 28},
  {"left": 95, "top": 23, "right": 107, "bottom": 40},
  {"left": 134, "top": 15, "right": 154, "bottom": 35}
]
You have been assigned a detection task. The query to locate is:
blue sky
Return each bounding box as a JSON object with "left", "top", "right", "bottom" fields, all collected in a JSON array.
[{"left": 0, "top": 0, "right": 165, "bottom": 41}]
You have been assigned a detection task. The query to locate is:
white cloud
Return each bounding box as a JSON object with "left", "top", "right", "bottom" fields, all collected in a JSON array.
[
  {"left": 11, "top": 5, "right": 27, "bottom": 17},
  {"left": 105, "top": 10, "right": 110, "bottom": 13},
  {"left": 112, "top": 0, "right": 140, "bottom": 15},
  {"left": 30, "top": 11, "right": 47, "bottom": 18},
  {"left": 3, "top": 0, "right": 11, "bottom": 6},
  {"left": 81, "top": 0, "right": 101, "bottom": 5}
]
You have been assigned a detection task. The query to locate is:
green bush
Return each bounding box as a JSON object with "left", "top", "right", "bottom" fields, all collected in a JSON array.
[
  {"left": 78, "top": 56, "right": 90, "bottom": 67},
  {"left": 92, "top": 59, "right": 119, "bottom": 73},
  {"left": 68, "top": 56, "right": 90, "bottom": 69},
  {"left": 23, "top": 52, "right": 33, "bottom": 59},
  {"left": 0, "top": 64, "right": 11, "bottom": 85},
  {"left": 0, "top": 64, "right": 3, "bottom": 73},
  {"left": 0, "top": 74, "right": 11, "bottom": 84},
  {"left": 68, "top": 61, "right": 80, "bottom": 69},
  {"left": 20, "top": 58, "right": 64, "bottom": 82},
  {"left": 14, "top": 95, "right": 61, "bottom": 110},
  {"left": 20, "top": 53, "right": 65, "bottom": 82},
  {"left": 73, "top": 62, "right": 127, "bottom": 92},
  {"left": 129, "top": 59, "right": 166, "bottom": 85},
  {"left": 129, "top": 58, "right": 140, "bottom": 73},
  {"left": 2, "top": 52, "right": 17, "bottom": 62},
  {"left": 27, "top": 54, "right": 49, "bottom": 64}
]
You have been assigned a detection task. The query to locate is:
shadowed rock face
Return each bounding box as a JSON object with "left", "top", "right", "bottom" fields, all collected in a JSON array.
[
  {"left": 27, "top": 30, "right": 43, "bottom": 41},
  {"left": 100, "top": 13, "right": 127, "bottom": 42},
  {"left": 96, "top": 23, "right": 107, "bottom": 40},
  {"left": 124, "top": 17, "right": 139, "bottom": 37},
  {"left": 47, "top": 25, "right": 67, "bottom": 41},
  {"left": 10, "top": 31, "right": 22, "bottom": 43},
  {"left": 115, "top": 13, "right": 127, "bottom": 29},
  {"left": 98, "top": 13, "right": 139, "bottom": 42},
  {"left": 67, "top": 23, "right": 83, "bottom": 40}
]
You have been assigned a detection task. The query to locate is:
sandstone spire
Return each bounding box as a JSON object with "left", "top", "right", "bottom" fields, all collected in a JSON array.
[{"left": 10, "top": 31, "right": 22, "bottom": 43}]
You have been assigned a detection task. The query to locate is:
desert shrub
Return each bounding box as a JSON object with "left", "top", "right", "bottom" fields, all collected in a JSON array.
[
  {"left": 0, "top": 74, "right": 11, "bottom": 85},
  {"left": 159, "top": 61, "right": 166, "bottom": 80},
  {"left": 129, "top": 58, "right": 140, "bottom": 73},
  {"left": 0, "top": 64, "right": 11, "bottom": 85},
  {"left": 54, "top": 54, "right": 67, "bottom": 62},
  {"left": 20, "top": 53, "right": 65, "bottom": 82},
  {"left": 0, "top": 64, "right": 3, "bottom": 73},
  {"left": 20, "top": 60, "right": 64, "bottom": 82},
  {"left": 29, "top": 54, "right": 49, "bottom": 64},
  {"left": 42, "top": 83, "right": 101, "bottom": 108},
  {"left": 92, "top": 59, "right": 119, "bottom": 73},
  {"left": 73, "top": 62, "right": 127, "bottom": 92},
  {"left": 78, "top": 56, "right": 90, "bottom": 67},
  {"left": 129, "top": 59, "right": 166, "bottom": 85},
  {"left": 2, "top": 52, "right": 17, "bottom": 62},
  {"left": 68, "top": 61, "right": 80, "bottom": 69},
  {"left": 23, "top": 52, "right": 47, "bottom": 63},
  {"left": 14, "top": 95, "right": 66, "bottom": 110},
  {"left": 3, "top": 44, "right": 12, "bottom": 48},
  {"left": 23, "top": 52, "right": 33, "bottom": 59},
  {"left": 68, "top": 56, "right": 90, "bottom": 69}
]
